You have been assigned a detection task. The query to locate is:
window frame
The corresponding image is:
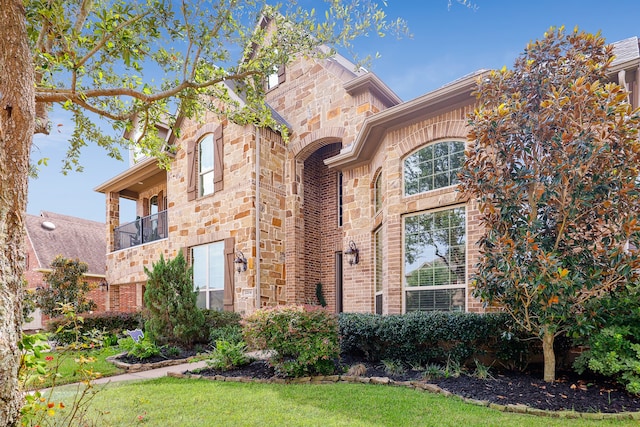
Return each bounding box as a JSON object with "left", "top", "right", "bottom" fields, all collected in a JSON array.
[
  {"left": 192, "top": 241, "right": 225, "bottom": 310},
  {"left": 198, "top": 134, "right": 215, "bottom": 197},
  {"left": 402, "top": 205, "right": 467, "bottom": 313},
  {"left": 403, "top": 140, "right": 466, "bottom": 197},
  {"left": 374, "top": 226, "right": 383, "bottom": 314},
  {"left": 374, "top": 171, "right": 383, "bottom": 215}
]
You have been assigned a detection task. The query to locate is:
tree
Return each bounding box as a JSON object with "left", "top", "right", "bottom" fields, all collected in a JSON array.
[
  {"left": 35, "top": 256, "right": 97, "bottom": 317},
  {"left": 143, "top": 251, "right": 204, "bottom": 347},
  {"left": 459, "top": 27, "right": 640, "bottom": 383},
  {"left": 0, "top": 2, "right": 413, "bottom": 421}
]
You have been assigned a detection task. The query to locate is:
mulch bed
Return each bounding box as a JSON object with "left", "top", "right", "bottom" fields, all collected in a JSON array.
[{"left": 187, "top": 358, "right": 640, "bottom": 414}]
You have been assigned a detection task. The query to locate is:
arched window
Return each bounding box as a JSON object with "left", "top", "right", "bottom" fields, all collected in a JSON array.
[
  {"left": 404, "top": 141, "right": 465, "bottom": 196},
  {"left": 149, "top": 195, "right": 158, "bottom": 215}
]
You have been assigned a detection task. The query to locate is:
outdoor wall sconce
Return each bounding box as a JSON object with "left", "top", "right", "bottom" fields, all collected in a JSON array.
[
  {"left": 234, "top": 251, "right": 248, "bottom": 272},
  {"left": 345, "top": 241, "right": 359, "bottom": 266},
  {"left": 99, "top": 280, "right": 109, "bottom": 292}
]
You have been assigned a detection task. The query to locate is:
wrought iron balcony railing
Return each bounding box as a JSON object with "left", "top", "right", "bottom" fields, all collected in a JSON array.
[{"left": 113, "top": 210, "right": 168, "bottom": 251}]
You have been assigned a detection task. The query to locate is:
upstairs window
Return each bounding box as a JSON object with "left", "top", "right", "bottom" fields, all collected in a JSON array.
[
  {"left": 187, "top": 125, "right": 223, "bottom": 201},
  {"left": 199, "top": 134, "right": 215, "bottom": 197},
  {"left": 266, "top": 64, "right": 285, "bottom": 90},
  {"left": 404, "top": 141, "right": 465, "bottom": 196}
]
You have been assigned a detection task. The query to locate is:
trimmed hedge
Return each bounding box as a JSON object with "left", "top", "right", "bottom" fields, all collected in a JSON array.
[
  {"left": 338, "top": 311, "right": 519, "bottom": 366},
  {"left": 46, "top": 311, "right": 144, "bottom": 345}
]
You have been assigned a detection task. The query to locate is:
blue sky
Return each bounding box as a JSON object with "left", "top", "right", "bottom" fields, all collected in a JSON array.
[{"left": 27, "top": 0, "right": 640, "bottom": 223}]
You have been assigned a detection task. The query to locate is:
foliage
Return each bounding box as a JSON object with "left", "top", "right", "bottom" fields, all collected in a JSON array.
[
  {"left": 574, "top": 326, "right": 640, "bottom": 395},
  {"left": 206, "top": 340, "right": 250, "bottom": 371},
  {"left": 118, "top": 336, "right": 162, "bottom": 360},
  {"left": 47, "top": 312, "right": 143, "bottom": 345},
  {"left": 46, "top": 311, "right": 143, "bottom": 345},
  {"left": 201, "top": 309, "right": 243, "bottom": 345},
  {"left": 459, "top": 26, "right": 640, "bottom": 382},
  {"left": 35, "top": 256, "right": 97, "bottom": 317},
  {"left": 22, "top": 285, "right": 37, "bottom": 324},
  {"left": 143, "top": 251, "right": 205, "bottom": 347},
  {"left": 243, "top": 305, "right": 339, "bottom": 377},
  {"left": 338, "top": 311, "right": 516, "bottom": 367},
  {"left": 209, "top": 324, "right": 244, "bottom": 346},
  {"left": 25, "top": 0, "right": 410, "bottom": 172},
  {"left": 315, "top": 282, "right": 328, "bottom": 307},
  {"left": 19, "top": 305, "right": 106, "bottom": 426}
]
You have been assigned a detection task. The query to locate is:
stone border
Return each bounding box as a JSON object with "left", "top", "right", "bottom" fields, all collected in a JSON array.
[
  {"left": 106, "top": 353, "right": 198, "bottom": 373},
  {"left": 167, "top": 371, "right": 640, "bottom": 420}
]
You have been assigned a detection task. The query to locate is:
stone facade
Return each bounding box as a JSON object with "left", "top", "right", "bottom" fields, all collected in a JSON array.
[{"left": 96, "top": 36, "right": 640, "bottom": 316}]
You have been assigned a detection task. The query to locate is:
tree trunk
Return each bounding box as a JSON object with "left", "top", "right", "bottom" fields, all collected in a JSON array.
[
  {"left": 542, "top": 327, "right": 556, "bottom": 383},
  {"left": 0, "top": 0, "right": 36, "bottom": 425}
]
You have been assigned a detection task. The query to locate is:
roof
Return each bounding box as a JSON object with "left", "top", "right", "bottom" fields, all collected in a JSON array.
[
  {"left": 611, "top": 36, "right": 640, "bottom": 69},
  {"left": 25, "top": 211, "right": 106, "bottom": 276}
]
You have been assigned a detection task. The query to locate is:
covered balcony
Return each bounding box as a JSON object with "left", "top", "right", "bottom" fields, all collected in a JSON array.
[{"left": 94, "top": 156, "right": 170, "bottom": 253}]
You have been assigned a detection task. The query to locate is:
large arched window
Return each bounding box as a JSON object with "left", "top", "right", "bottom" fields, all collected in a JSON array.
[{"left": 404, "top": 141, "right": 465, "bottom": 196}]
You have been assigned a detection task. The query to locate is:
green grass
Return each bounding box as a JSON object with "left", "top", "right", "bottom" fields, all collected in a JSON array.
[
  {"left": 24, "top": 346, "right": 124, "bottom": 390},
  {"left": 46, "top": 377, "right": 638, "bottom": 427}
]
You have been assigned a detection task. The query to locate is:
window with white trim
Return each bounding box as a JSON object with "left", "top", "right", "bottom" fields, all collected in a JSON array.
[
  {"left": 404, "top": 141, "right": 465, "bottom": 196},
  {"left": 374, "top": 172, "right": 382, "bottom": 214},
  {"left": 198, "top": 134, "right": 215, "bottom": 197},
  {"left": 404, "top": 206, "right": 466, "bottom": 312},
  {"left": 192, "top": 241, "right": 225, "bottom": 310}
]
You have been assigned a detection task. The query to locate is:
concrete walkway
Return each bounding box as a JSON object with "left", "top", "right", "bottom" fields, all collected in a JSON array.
[{"left": 92, "top": 359, "right": 209, "bottom": 385}]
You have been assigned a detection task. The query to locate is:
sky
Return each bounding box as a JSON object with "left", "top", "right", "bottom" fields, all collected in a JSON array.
[{"left": 26, "top": 0, "right": 640, "bottom": 224}]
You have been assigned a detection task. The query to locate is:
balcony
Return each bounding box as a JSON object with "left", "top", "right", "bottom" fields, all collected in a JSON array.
[{"left": 114, "top": 210, "right": 168, "bottom": 251}]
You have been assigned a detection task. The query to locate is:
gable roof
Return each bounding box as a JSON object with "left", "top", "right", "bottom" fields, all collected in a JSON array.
[
  {"left": 611, "top": 36, "right": 640, "bottom": 69},
  {"left": 25, "top": 211, "right": 106, "bottom": 276}
]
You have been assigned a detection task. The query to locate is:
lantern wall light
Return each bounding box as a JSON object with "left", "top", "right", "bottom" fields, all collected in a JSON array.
[
  {"left": 234, "top": 250, "right": 248, "bottom": 272},
  {"left": 345, "top": 241, "right": 359, "bottom": 266}
]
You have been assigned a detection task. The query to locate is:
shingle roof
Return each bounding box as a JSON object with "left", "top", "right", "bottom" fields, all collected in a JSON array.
[
  {"left": 611, "top": 36, "right": 640, "bottom": 66},
  {"left": 25, "top": 211, "right": 106, "bottom": 276}
]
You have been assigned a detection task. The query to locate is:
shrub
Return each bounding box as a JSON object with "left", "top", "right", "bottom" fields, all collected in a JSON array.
[
  {"left": 574, "top": 326, "right": 640, "bottom": 395},
  {"left": 35, "top": 256, "right": 96, "bottom": 316},
  {"left": 207, "top": 340, "right": 250, "bottom": 371},
  {"left": 243, "top": 305, "right": 339, "bottom": 377},
  {"left": 209, "top": 325, "right": 244, "bottom": 345},
  {"left": 144, "top": 251, "right": 205, "bottom": 347},
  {"left": 118, "top": 336, "right": 161, "bottom": 360},
  {"left": 338, "top": 311, "right": 519, "bottom": 367},
  {"left": 46, "top": 311, "right": 143, "bottom": 345}
]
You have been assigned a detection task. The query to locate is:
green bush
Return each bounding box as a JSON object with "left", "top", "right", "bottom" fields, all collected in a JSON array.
[
  {"left": 46, "top": 311, "right": 143, "bottom": 345},
  {"left": 202, "top": 309, "right": 242, "bottom": 329},
  {"left": 243, "top": 305, "right": 339, "bottom": 377},
  {"left": 338, "top": 311, "right": 517, "bottom": 367},
  {"left": 207, "top": 340, "right": 250, "bottom": 370},
  {"left": 574, "top": 326, "right": 640, "bottom": 395},
  {"left": 118, "top": 336, "right": 161, "bottom": 360},
  {"left": 209, "top": 325, "right": 244, "bottom": 345},
  {"left": 144, "top": 252, "right": 205, "bottom": 347}
]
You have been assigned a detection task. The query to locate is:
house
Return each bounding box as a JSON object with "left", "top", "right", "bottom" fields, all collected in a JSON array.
[
  {"left": 95, "top": 28, "right": 640, "bottom": 315},
  {"left": 23, "top": 211, "right": 108, "bottom": 329}
]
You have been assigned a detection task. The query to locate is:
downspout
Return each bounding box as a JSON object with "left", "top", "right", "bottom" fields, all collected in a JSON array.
[{"left": 255, "top": 125, "right": 261, "bottom": 311}]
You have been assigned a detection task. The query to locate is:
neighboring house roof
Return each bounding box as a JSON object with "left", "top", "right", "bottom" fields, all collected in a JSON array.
[
  {"left": 25, "top": 211, "right": 106, "bottom": 276},
  {"left": 611, "top": 36, "right": 639, "bottom": 69}
]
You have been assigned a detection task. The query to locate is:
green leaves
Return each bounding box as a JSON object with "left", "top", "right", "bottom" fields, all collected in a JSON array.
[{"left": 460, "top": 27, "right": 640, "bottom": 381}]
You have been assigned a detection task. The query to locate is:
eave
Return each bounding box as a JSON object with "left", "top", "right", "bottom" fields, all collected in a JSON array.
[
  {"left": 326, "top": 70, "right": 488, "bottom": 170},
  {"left": 94, "top": 157, "right": 167, "bottom": 200}
]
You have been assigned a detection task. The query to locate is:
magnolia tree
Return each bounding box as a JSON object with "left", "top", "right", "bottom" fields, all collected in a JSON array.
[
  {"left": 0, "top": 0, "right": 415, "bottom": 423},
  {"left": 459, "top": 27, "right": 640, "bottom": 383}
]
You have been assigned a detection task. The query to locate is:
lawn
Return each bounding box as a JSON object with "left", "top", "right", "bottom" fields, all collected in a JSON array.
[
  {"left": 45, "top": 377, "right": 638, "bottom": 427},
  {"left": 23, "top": 346, "right": 124, "bottom": 390}
]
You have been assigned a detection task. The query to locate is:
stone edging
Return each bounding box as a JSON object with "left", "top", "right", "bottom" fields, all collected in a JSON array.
[
  {"left": 167, "top": 371, "right": 640, "bottom": 421},
  {"left": 106, "top": 353, "right": 197, "bottom": 373}
]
